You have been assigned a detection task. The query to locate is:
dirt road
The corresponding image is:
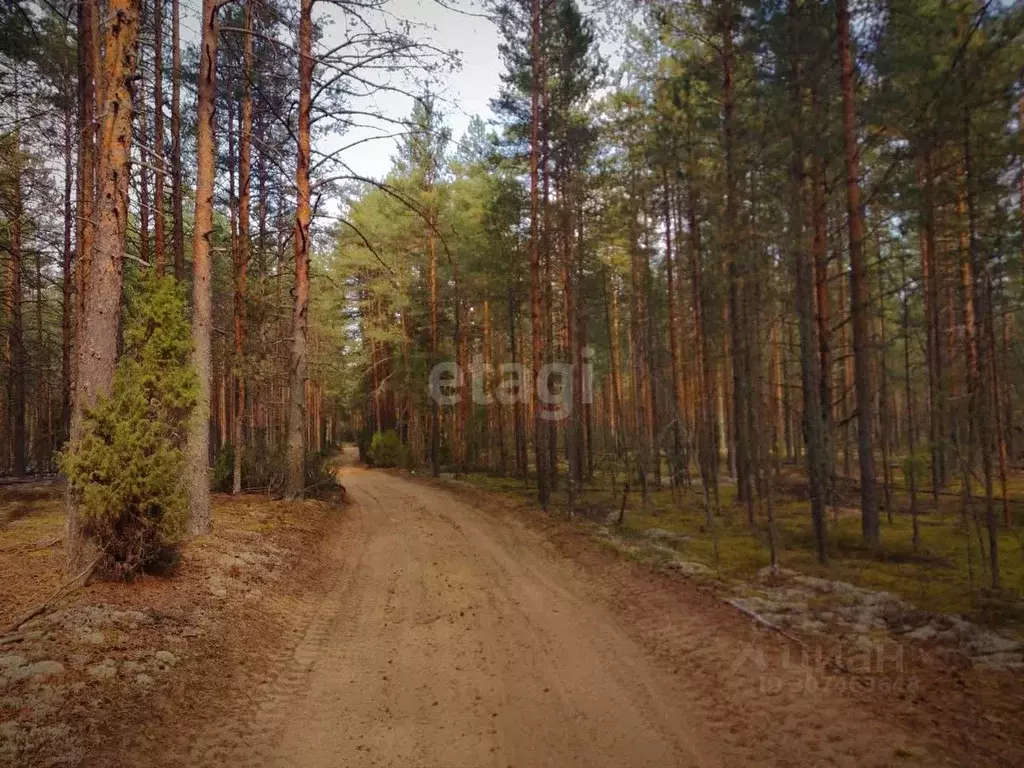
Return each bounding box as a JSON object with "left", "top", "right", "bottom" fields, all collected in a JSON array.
[{"left": 188, "top": 458, "right": 939, "bottom": 768}]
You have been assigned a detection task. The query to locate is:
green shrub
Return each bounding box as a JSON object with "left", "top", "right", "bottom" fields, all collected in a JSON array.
[
  {"left": 356, "top": 424, "right": 374, "bottom": 463},
  {"left": 62, "top": 275, "right": 197, "bottom": 578},
  {"left": 367, "top": 429, "right": 403, "bottom": 468}
]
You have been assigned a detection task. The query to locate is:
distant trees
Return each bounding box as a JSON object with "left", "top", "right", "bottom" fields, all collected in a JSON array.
[
  {"left": 0, "top": 0, "right": 455, "bottom": 572},
  {"left": 325, "top": 0, "right": 1022, "bottom": 590},
  {"left": 0, "top": 0, "right": 1021, "bottom": 588}
]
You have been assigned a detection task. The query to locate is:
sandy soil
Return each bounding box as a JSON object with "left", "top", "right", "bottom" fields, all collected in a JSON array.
[{"left": 182, "top": 453, "right": 947, "bottom": 768}]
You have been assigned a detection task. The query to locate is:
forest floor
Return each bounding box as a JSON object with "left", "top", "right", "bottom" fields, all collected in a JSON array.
[
  {"left": 2, "top": 449, "right": 1024, "bottom": 766},
  {"left": 0, "top": 478, "right": 340, "bottom": 766},
  {"left": 458, "top": 464, "right": 1024, "bottom": 627}
]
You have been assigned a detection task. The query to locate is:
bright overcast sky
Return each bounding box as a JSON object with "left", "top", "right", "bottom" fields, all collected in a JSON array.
[{"left": 318, "top": 0, "right": 504, "bottom": 181}]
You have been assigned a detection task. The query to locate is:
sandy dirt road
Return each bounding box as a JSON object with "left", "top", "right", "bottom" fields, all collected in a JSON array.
[{"left": 188, "top": 456, "right": 939, "bottom": 768}]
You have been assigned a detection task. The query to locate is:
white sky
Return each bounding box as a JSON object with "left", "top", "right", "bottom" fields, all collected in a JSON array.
[{"left": 317, "top": 0, "right": 504, "bottom": 181}]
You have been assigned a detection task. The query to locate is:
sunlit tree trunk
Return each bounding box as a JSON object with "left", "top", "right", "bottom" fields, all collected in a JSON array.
[
  {"left": 68, "top": 0, "right": 140, "bottom": 566},
  {"left": 285, "top": 0, "right": 313, "bottom": 499}
]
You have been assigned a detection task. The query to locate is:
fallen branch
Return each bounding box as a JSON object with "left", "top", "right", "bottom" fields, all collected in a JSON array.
[
  {"left": 0, "top": 556, "right": 99, "bottom": 636},
  {"left": 0, "top": 534, "right": 64, "bottom": 554},
  {"left": 726, "top": 597, "right": 806, "bottom": 648}
]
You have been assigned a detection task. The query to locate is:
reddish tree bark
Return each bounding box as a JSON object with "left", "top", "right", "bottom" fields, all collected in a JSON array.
[
  {"left": 285, "top": 0, "right": 313, "bottom": 498},
  {"left": 68, "top": 0, "right": 140, "bottom": 566},
  {"left": 836, "top": 0, "right": 880, "bottom": 548}
]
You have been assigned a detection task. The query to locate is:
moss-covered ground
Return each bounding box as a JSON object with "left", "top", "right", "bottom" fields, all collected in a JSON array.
[{"left": 449, "top": 465, "right": 1024, "bottom": 627}]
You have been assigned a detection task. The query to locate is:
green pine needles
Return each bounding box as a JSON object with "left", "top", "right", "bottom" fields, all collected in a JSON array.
[{"left": 62, "top": 275, "right": 198, "bottom": 578}]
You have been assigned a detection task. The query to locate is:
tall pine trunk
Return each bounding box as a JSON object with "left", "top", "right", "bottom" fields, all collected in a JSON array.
[
  {"left": 919, "top": 149, "right": 945, "bottom": 502},
  {"left": 61, "top": 59, "right": 74, "bottom": 446},
  {"left": 68, "top": 0, "right": 139, "bottom": 567},
  {"left": 963, "top": 110, "right": 999, "bottom": 589},
  {"left": 811, "top": 86, "right": 833, "bottom": 504},
  {"left": 721, "top": 4, "right": 752, "bottom": 518},
  {"left": 233, "top": 0, "right": 253, "bottom": 495},
  {"left": 836, "top": 0, "right": 880, "bottom": 548},
  {"left": 529, "top": 0, "right": 549, "bottom": 508},
  {"left": 186, "top": 0, "right": 219, "bottom": 532},
  {"left": 429, "top": 224, "right": 440, "bottom": 477},
  {"left": 7, "top": 115, "right": 26, "bottom": 477},
  {"left": 791, "top": 0, "right": 828, "bottom": 564},
  {"left": 285, "top": 0, "right": 313, "bottom": 499},
  {"left": 663, "top": 171, "right": 685, "bottom": 489},
  {"left": 74, "top": 0, "right": 97, "bottom": 387},
  {"left": 687, "top": 78, "right": 718, "bottom": 522}
]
